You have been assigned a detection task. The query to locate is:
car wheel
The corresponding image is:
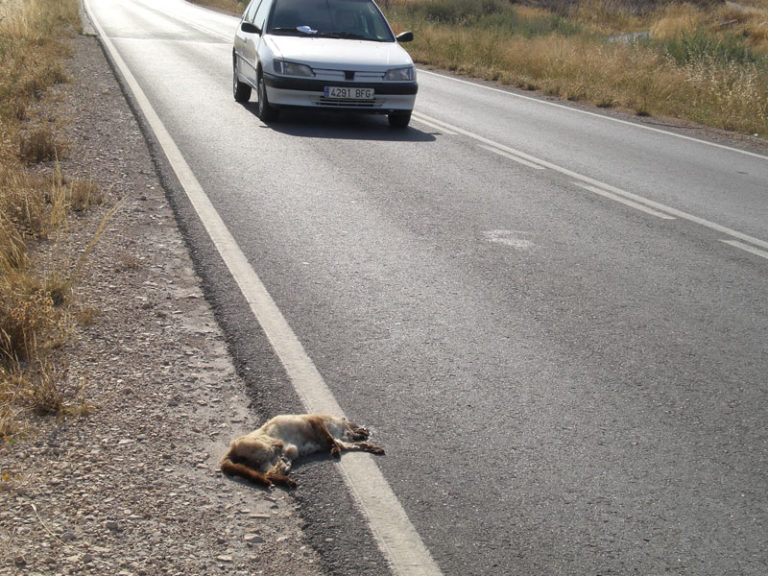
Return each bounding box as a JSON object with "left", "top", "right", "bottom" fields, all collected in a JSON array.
[
  {"left": 233, "top": 57, "right": 251, "bottom": 103},
  {"left": 257, "top": 71, "right": 279, "bottom": 122},
  {"left": 388, "top": 111, "right": 411, "bottom": 128}
]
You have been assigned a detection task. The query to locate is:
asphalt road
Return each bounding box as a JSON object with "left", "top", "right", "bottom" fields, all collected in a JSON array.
[{"left": 84, "top": 0, "right": 768, "bottom": 574}]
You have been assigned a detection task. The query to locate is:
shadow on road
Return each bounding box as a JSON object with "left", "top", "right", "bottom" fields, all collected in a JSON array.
[{"left": 240, "top": 103, "right": 437, "bottom": 142}]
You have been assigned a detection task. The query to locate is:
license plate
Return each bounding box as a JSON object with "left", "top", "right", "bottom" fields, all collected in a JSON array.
[{"left": 324, "top": 86, "right": 374, "bottom": 100}]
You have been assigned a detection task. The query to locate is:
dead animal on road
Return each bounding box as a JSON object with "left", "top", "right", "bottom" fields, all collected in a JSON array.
[{"left": 220, "top": 413, "right": 385, "bottom": 488}]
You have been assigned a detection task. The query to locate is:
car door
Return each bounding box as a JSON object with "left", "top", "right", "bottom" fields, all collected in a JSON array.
[
  {"left": 234, "top": 0, "right": 258, "bottom": 83},
  {"left": 242, "top": 0, "right": 274, "bottom": 85},
  {"left": 235, "top": 0, "right": 265, "bottom": 85}
]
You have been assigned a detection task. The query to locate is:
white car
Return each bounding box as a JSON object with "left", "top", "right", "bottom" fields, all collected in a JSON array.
[{"left": 233, "top": 0, "right": 418, "bottom": 127}]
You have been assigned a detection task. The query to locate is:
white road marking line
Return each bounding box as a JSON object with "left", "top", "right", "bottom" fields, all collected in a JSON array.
[
  {"left": 416, "top": 111, "right": 768, "bottom": 256},
  {"left": 574, "top": 182, "right": 677, "bottom": 220},
  {"left": 83, "top": 2, "right": 443, "bottom": 575},
  {"left": 418, "top": 69, "right": 768, "bottom": 162},
  {"left": 412, "top": 113, "right": 457, "bottom": 135},
  {"left": 478, "top": 143, "right": 547, "bottom": 170},
  {"left": 720, "top": 239, "right": 768, "bottom": 261}
]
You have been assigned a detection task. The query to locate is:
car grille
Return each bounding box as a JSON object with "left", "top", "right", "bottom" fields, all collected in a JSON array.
[
  {"left": 313, "top": 69, "right": 385, "bottom": 82},
  {"left": 313, "top": 97, "right": 379, "bottom": 108}
]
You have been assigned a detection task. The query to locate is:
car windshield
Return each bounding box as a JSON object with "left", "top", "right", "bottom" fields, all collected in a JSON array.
[{"left": 267, "top": 0, "right": 395, "bottom": 42}]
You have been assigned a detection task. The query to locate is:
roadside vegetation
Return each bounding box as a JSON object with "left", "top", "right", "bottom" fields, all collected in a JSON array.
[
  {"left": 0, "top": 0, "right": 105, "bottom": 441},
  {"left": 213, "top": 0, "right": 768, "bottom": 137},
  {"left": 387, "top": 0, "right": 768, "bottom": 136}
]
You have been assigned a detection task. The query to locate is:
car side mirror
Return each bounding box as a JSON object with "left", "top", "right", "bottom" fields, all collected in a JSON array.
[
  {"left": 396, "top": 31, "right": 413, "bottom": 43},
  {"left": 241, "top": 22, "right": 261, "bottom": 34}
]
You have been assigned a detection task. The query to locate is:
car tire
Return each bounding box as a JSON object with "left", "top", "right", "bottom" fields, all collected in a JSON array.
[
  {"left": 388, "top": 111, "right": 411, "bottom": 128},
  {"left": 233, "top": 57, "right": 251, "bottom": 103},
  {"left": 257, "top": 71, "right": 279, "bottom": 122}
]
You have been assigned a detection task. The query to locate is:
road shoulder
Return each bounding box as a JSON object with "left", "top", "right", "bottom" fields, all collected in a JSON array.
[{"left": 0, "top": 30, "right": 323, "bottom": 576}]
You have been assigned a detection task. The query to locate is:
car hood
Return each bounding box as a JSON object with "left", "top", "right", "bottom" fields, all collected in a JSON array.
[{"left": 265, "top": 36, "right": 413, "bottom": 71}]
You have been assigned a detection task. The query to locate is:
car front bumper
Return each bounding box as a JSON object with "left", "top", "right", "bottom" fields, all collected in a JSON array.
[{"left": 263, "top": 73, "right": 417, "bottom": 112}]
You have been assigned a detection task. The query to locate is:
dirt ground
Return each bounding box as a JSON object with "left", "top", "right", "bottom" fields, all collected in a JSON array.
[{"left": 0, "top": 20, "right": 325, "bottom": 576}]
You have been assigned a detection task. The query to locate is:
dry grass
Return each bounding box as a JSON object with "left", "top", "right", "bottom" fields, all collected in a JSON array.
[
  {"left": 386, "top": 0, "right": 768, "bottom": 136},
  {"left": 187, "top": 0, "right": 245, "bottom": 13},
  {"left": 1, "top": 0, "right": 107, "bottom": 439},
  {"left": 569, "top": 0, "right": 653, "bottom": 34},
  {"left": 650, "top": 3, "right": 706, "bottom": 39}
]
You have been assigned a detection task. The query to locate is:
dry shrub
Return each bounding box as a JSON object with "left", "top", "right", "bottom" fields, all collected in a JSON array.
[
  {"left": 651, "top": 3, "right": 705, "bottom": 39},
  {"left": 570, "top": 0, "right": 650, "bottom": 33},
  {"left": 714, "top": 0, "right": 768, "bottom": 51},
  {"left": 0, "top": 273, "right": 64, "bottom": 363},
  {"left": 18, "top": 125, "right": 69, "bottom": 164},
  {"left": 652, "top": 0, "right": 768, "bottom": 51},
  {"left": 0, "top": 368, "right": 27, "bottom": 439},
  {"left": 20, "top": 360, "right": 64, "bottom": 416},
  {"left": 0, "top": 215, "right": 28, "bottom": 271},
  {"left": 0, "top": 358, "right": 88, "bottom": 440},
  {"left": 76, "top": 307, "right": 100, "bottom": 327},
  {"left": 0, "top": 270, "right": 72, "bottom": 437},
  {"left": 514, "top": 4, "right": 555, "bottom": 22},
  {"left": 67, "top": 177, "right": 104, "bottom": 213},
  {"left": 0, "top": 168, "right": 69, "bottom": 239}
]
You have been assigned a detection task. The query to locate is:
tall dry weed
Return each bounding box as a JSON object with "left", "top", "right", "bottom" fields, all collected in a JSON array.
[
  {"left": 0, "top": 215, "right": 28, "bottom": 271},
  {"left": 0, "top": 273, "right": 63, "bottom": 364},
  {"left": 1, "top": 0, "right": 101, "bottom": 439},
  {"left": 683, "top": 59, "right": 768, "bottom": 133},
  {"left": 0, "top": 167, "right": 69, "bottom": 240}
]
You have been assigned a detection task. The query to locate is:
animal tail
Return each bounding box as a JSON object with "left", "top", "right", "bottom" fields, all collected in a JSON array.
[{"left": 220, "top": 457, "right": 273, "bottom": 487}]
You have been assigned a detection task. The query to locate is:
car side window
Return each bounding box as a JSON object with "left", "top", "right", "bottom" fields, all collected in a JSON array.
[
  {"left": 244, "top": 0, "right": 261, "bottom": 23},
  {"left": 253, "top": 0, "right": 274, "bottom": 31}
]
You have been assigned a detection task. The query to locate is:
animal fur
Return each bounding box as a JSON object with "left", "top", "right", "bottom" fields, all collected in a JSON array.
[{"left": 220, "top": 413, "right": 384, "bottom": 488}]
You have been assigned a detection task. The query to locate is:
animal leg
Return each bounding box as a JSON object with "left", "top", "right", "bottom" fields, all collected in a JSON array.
[
  {"left": 266, "top": 471, "right": 298, "bottom": 489},
  {"left": 345, "top": 422, "right": 371, "bottom": 441},
  {"left": 309, "top": 417, "right": 343, "bottom": 457},
  {"left": 336, "top": 441, "right": 385, "bottom": 456},
  {"left": 264, "top": 452, "right": 297, "bottom": 488}
]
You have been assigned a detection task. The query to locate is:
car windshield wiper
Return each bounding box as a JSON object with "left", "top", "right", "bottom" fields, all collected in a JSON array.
[
  {"left": 317, "top": 32, "right": 376, "bottom": 41},
  {"left": 270, "top": 25, "right": 318, "bottom": 35}
]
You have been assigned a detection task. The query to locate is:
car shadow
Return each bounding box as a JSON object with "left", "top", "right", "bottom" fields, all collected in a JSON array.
[{"left": 241, "top": 103, "right": 437, "bottom": 142}]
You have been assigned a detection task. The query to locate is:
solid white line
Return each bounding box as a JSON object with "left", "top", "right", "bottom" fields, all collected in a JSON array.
[
  {"left": 412, "top": 113, "right": 457, "bottom": 135},
  {"left": 720, "top": 240, "right": 768, "bottom": 261},
  {"left": 418, "top": 69, "right": 768, "bottom": 162},
  {"left": 415, "top": 111, "right": 768, "bottom": 254},
  {"left": 82, "top": 2, "right": 443, "bottom": 575},
  {"left": 574, "top": 182, "right": 676, "bottom": 220},
  {"left": 478, "top": 143, "right": 546, "bottom": 170}
]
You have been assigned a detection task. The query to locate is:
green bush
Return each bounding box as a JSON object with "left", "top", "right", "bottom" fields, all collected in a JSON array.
[{"left": 653, "top": 29, "right": 764, "bottom": 67}]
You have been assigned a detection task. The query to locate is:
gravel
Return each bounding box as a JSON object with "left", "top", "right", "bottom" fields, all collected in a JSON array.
[{"left": 0, "top": 25, "right": 324, "bottom": 576}]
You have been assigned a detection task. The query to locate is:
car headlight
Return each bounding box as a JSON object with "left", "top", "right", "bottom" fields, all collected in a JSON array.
[
  {"left": 273, "top": 60, "right": 314, "bottom": 77},
  {"left": 384, "top": 66, "right": 414, "bottom": 81}
]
